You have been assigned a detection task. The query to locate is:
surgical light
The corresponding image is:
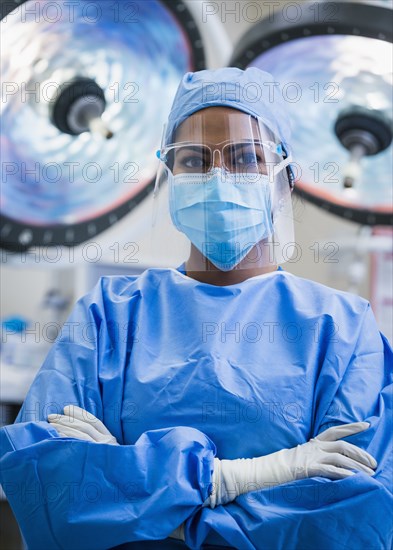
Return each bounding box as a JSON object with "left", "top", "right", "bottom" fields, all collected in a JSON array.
[
  {"left": 231, "top": 1, "right": 393, "bottom": 226},
  {"left": 0, "top": 0, "right": 206, "bottom": 251}
]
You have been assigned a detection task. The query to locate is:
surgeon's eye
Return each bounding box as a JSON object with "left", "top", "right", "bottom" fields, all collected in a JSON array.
[
  {"left": 227, "top": 145, "right": 265, "bottom": 171},
  {"left": 228, "top": 145, "right": 261, "bottom": 165},
  {"left": 182, "top": 156, "right": 206, "bottom": 169},
  {"left": 175, "top": 147, "right": 211, "bottom": 172},
  {"left": 236, "top": 152, "right": 260, "bottom": 165}
]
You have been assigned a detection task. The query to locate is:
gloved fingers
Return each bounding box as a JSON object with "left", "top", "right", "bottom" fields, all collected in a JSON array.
[
  {"left": 318, "top": 440, "right": 377, "bottom": 468},
  {"left": 317, "top": 465, "right": 356, "bottom": 481},
  {"left": 315, "top": 421, "right": 370, "bottom": 442},
  {"left": 49, "top": 410, "right": 119, "bottom": 445},
  {"left": 322, "top": 452, "right": 375, "bottom": 476},
  {"left": 49, "top": 422, "right": 97, "bottom": 442},
  {"left": 48, "top": 414, "right": 103, "bottom": 442},
  {"left": 326, "top": 440, "right": 378, "bottom": 469},
  {"left": 63, "top": 405, "right": 112, "bottom": 436}
]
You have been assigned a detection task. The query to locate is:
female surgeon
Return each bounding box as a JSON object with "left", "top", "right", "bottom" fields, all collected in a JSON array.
[{"left": 1, "top": 68, "right": 392, "bottom": 550}]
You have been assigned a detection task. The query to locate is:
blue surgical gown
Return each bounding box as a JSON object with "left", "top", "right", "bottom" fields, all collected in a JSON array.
[{"left": 1, "top": 268, "right": 392, "bottom": 550}]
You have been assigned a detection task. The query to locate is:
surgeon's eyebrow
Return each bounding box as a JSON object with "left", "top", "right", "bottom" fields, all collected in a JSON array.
[
  {"left": 227, "top": 141, "right": 262, "bottom": 149},
  {"left": 176, "top": 145, "right": 209, "bottom": 155},
  {"left": 207, "top": 138, "right": 263, "bottom": 148}
]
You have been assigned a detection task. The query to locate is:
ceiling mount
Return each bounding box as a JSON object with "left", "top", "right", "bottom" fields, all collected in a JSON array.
[{"left": 50, "top": 77, "right": 113, "bottom": 139}]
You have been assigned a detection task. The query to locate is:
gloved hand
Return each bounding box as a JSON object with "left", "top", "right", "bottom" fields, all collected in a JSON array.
[
  {"left": 48, "top": 405, "right": 119, "bottom": 445},
  {"left": 209, "top": 422, "right": 377, "bottom": 508},
  {"left": 49, "top": 407, "right": 186, "bottom": 541}
]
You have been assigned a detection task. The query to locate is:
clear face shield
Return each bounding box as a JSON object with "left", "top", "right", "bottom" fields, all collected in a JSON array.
[{"left": 152, "top": 108, "right": 294, "bottom": 272}]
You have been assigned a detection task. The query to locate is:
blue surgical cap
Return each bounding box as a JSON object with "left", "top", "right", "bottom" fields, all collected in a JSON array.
[{"left": 165, "top": 67, "right": 292, "bottom": 152}]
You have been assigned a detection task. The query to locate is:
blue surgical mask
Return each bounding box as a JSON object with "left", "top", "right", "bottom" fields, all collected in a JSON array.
[{"left": 169, "top": 169, "right": 274, "bottom": 271}]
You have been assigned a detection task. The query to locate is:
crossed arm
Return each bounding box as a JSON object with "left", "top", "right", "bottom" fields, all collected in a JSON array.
[{"left": 1, "top": 293, "right": 392, "bottom": 549}]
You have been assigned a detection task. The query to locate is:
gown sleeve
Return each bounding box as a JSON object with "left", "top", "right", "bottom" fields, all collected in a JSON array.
[
  {"left": 0, "top": 278, "right": 216, "bottom": 550},
  {"left": 183, "top": 303, "right": 393, "bottom": 550}
]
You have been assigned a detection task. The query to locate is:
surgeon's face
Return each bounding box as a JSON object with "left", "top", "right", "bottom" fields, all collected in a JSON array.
[{"left": 173, "top": 107, "right": 266, "bottom": 176}]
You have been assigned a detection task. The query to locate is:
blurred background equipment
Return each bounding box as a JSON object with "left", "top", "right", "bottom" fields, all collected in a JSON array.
[
  {"left": 370, "top": 227, "right": 393, "bottom": 340},
  {"left": 230, "top": 0, "right": 393, "bottom": 226},
  {"left": 0, "top": 0, "right": 209, "bottom": 251}
]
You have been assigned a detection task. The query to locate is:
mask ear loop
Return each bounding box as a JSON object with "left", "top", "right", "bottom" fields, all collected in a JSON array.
[
  {"left": 280, "top": 142, "right": 295, "bottom": 189},
  {"left": 272, "top": 154, "right": 293, "bottom": 181},
  {"left": 264, "top": 141, "right": 295, "bottom": 188},
  {"left": 267, "top": 143, "right": 293, "bottom": 227}
]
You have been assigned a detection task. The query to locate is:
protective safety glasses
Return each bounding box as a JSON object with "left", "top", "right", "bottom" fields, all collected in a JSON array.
[
  {"left": 159, "top": 139, "right": 285, "bottom": 177},
  {"left": 156, "top": 110, "right": 291, "bottom": 183}
]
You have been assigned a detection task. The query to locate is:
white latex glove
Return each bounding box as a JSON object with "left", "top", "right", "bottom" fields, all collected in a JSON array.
[
  {"left": 48, "top": 405, "right": 119, "bottom": 445},
  {"left": 209, "top": 422, "right": 377, "bottom": 508}
]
